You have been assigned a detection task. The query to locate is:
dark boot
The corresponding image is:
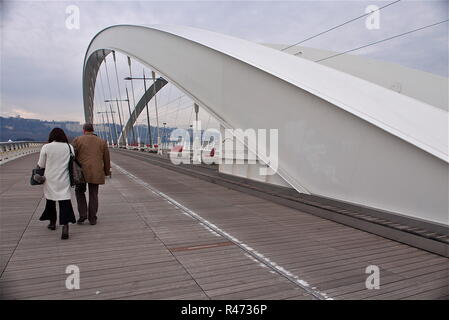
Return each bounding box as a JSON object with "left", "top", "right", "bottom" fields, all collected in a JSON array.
[
  {"left": 61, "top": 224, "right": 69, "bottom": 240},
  {"left": 77, "top": 217, "right": 87, "bottom": 224},
  {"left": 47, "top": 221, "right": 56, "bottom": 230}
]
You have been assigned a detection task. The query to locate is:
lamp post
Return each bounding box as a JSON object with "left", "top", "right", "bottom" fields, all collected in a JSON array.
[
  {"left": 125, "top": 87, "right": 137, "bottom": 145},
  {"left": 105, "top": 96, "right": 135, "bottom": 146},
  {"left": 104, "top": 98, "right": 125, "bottom": 146},
  {"left": 102, "top": 102, "right": 119, "bottom": 146},
  {"left": 189, "top": 124, "right": 193, "bottom": 150},
  {"left": 193, "top": 103, "right": 201, "bottom": 163},
  {"left": 96, "top": 112, "right": 108, "bottom": 144},
  {"left": 124, "top": 74, "right": 162, "bottom": 149},
  {"left": 163, "top": 122, "right": 167, "bottom": 152},
  {"left": 97, "top": 110, "right": 115, "bottom": 146}
]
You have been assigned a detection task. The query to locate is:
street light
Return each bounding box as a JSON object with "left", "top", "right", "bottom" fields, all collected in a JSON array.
[
  {"left": 97, "top": 110, "right": 116, "bottom": 146},
  {"left": 105, "top": 95, "right": 136, "bottom": 145},
  {"left": 123, "top": 74, "right": 164, "bottom": 148},
  {"left": 189, "top": 124, "right": 193, "bottom": 150},
  {"left": 163, "top": 122, "right": 167, "bottom": 152},
  {"left": 104, "top": 97, "right": 124, "bottom": 144},
  {"left": 124, "top": 75, "right": 153, "bottom": 146},
  {"left": 103, "top": 101, "right": 120, "bottom": 146},
  {"left": 124, "top": 76, "right": 161, "bottom": 81}
]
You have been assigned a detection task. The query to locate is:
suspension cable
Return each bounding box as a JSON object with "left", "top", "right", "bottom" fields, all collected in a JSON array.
[
  {"left": 88, "top": 53, "right": 106, "bottom": 142},
  {"left": 283, "top": 0, "right": 401, "bottom": 52},
  {"left": 92, "top": 78, "right": 107, "bottom": 142},
  {"left": 173, "top": 88, "right": 184, "bottom": 133},
  {"left": 146, "top": 100, "right": 193, "bottom": 125},
  {"left": 92, "top": 92, "right": 103, "bottom": 140},
  {"left": 93, "top": 65, "right": 108, "bottom": 144},
  {"left": 103, "top": 51, "right": 119, "bottom": 145},
  {"left": 315, "top": 18, "right": 449, "bottom": 62},
  {"left": 205, "top": 113, "right": 212, "bottom": 132},
  {"left": 127, "top": 56, "right": 141, "bottom": 145},
  {"left": 149, "top": 94, "right": 187, "bottom": 115},
  {"left": 97, "top": 57, "right": 114, "bottom": 145},
  {"left": 164, "top": 83, "right": 173, "bottom": 125},
  {"left": 162, "top": 83, "right": 173, "bottom": 151},
  {"left": 152, "top": 71, "right": 161, "bottom": 150},
  {"left": 92, "top": 62, "right": 112, "bottom": 145},
  {"left": 188, "top": 103, "right": 194, "bottom": 129},
  {"left": 112, "top": 51, "right": 127, "bottom": 144}
]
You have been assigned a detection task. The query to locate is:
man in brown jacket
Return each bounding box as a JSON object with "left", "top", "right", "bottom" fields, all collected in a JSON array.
[{"left": 72, "top": 123, "right": 111, "bottom": 225}]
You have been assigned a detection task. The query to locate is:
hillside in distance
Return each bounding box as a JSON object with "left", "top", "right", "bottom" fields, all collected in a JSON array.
[
  {"left": 0, "top": 116, "right": 184, "bottom": 144},
  {"left": 0, "top": 116, "right": 83, "bottom": 142}
]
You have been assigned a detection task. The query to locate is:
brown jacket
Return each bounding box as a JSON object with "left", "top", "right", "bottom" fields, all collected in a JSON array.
[{"left": 72, "top": 133, "right": 110, "bottom": 185}]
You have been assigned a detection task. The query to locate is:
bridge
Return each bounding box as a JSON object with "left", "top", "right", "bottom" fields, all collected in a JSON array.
[
  {"left": 0, "top": 24, "right": 448, "bottom": 300},
  {"left": 1, "top": 146, "right": 447, "bottom": 300}
]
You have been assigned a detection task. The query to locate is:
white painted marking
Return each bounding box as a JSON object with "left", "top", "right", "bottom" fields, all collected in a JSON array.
[
  {"left": 199, "top": 222, "right": 221, "bottom": 237},
  {"left": 112, "top": 162, "right": 333, "bottom": 300}
]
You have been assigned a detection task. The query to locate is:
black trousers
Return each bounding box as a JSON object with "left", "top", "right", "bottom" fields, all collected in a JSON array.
[
  {"left": 75, "top": 183, "right": 99, "bottom": 222},
  {"left": 39, "top": 199, "right": 76, "bottom": 225}
]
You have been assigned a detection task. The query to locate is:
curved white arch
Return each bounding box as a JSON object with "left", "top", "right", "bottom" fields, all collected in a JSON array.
[{"left": 83, "top": 24, "right": 448, "bottom": 225}]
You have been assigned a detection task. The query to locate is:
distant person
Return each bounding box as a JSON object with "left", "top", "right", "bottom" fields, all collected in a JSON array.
[
  {"left": 38, "top": 128, "right": 76, "bottom": 240},
  {"left": 72, "top": 123, "right": 111, "bottom": 225}
]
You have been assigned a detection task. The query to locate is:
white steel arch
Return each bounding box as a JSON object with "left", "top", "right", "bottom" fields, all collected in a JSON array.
[{"left": 83, "top": 24, "right": 448, "bottom": 226}]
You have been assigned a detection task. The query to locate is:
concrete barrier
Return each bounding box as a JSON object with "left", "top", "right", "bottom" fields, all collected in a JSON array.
[{"left": 0, "top": 142, "right": 44, "bottom": 165}]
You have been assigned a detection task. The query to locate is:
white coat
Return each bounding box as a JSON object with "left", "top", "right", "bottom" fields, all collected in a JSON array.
[{"left": 37, "top": 142, "right": 74, "bottom": 201}]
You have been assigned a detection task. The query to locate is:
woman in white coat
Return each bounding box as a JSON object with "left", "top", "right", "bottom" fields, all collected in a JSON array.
[{"left": 38, "top": 128, "right": 76, "bottom": 239}]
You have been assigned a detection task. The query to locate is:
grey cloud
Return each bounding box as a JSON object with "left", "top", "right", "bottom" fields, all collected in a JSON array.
[{"left": 1, "top": 0, "right": 448, "bottom": 122}]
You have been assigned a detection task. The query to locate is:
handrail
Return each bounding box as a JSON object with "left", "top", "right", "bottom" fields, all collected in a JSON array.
[{"left": 0, "top": 141, "right": 45, "bottom": 165}]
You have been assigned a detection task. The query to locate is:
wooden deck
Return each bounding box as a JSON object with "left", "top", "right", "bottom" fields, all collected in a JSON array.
[{"left": 0, "top": 151, "right": 447, "bottom": 300}]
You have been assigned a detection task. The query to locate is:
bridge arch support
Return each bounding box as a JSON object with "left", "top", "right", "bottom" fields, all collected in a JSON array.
[{"left": 83, "top": 25, "right": 448, "bottom": 226}]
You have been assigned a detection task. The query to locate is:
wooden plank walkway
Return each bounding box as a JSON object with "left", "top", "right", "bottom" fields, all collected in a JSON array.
[
  {"left": 0, "top": 154, "right": 311, "bottom": 300},
  {"left": 0, "top": 151, "right": 448, "bottom": 300}
]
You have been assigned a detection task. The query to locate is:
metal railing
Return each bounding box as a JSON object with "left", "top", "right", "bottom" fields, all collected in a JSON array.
[{"left": 0, "top": 141, "right": 45, "bottom": 165}]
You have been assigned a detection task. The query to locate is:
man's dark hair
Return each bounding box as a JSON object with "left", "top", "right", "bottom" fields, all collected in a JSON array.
[
  {"left": 48, "top": 128, "right": 69, "bottom": 143},
  {"left": 83, "top": 123, "right": 94, "bottom": 132}
]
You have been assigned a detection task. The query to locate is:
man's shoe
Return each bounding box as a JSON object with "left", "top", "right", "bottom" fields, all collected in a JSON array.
[
  {"left": 47, "top": 221, "right": 56, "bottom": 230},
  {"left": 89, "top": 220, "right": 97, "bottom": 225},
  {"left": 61, "top": 224, "right": 69, "bottom": 240},
  {"left": 77, "top": 217, "right": 87, "bottom": 224}
]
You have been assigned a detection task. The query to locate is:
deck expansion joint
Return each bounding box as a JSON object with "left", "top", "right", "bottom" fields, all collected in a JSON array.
[{"left": 169, "top": 241, "right": 235, "bottom": 252}]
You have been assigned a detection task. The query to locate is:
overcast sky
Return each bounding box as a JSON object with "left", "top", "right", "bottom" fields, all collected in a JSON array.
[{"left": 1, "top": 0, "right": 448, "bottom": 122}]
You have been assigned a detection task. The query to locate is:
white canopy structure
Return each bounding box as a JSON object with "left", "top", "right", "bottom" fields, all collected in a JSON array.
[{"left": 83, "top": 25, "right": 448, "bottom": 226}]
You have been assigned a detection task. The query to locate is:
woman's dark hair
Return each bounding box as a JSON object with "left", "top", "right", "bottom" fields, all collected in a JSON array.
[{"left": 48, "top": 128, "right": 69, "bottom": 143}]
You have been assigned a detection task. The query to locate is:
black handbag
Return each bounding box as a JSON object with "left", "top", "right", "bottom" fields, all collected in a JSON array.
[
  {"left": 30, "top": 167, "right": 45, "bottom": 185},
  {"left": 67, "top": 143, "right": 85, "bottom": 187}
]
